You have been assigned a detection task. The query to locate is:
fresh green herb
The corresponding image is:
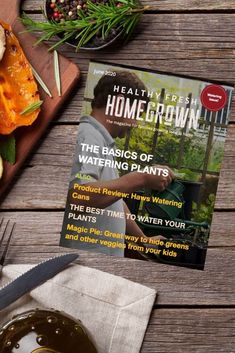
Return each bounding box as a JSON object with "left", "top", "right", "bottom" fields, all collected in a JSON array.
[
  {"left": 21, "top": 0, "right": 149, "bottom": 51},
  {"left": 54, "top": 50, "right": 61, "bottom": 96},
  {"left": 31, "top": 66, "right": 53, "bottom": 98},
  {"left": 20, "top": 101, "right": 43, "bottom": 115},
  {"left": 0, "top": 134, "right": 16, "bottom": 165}
]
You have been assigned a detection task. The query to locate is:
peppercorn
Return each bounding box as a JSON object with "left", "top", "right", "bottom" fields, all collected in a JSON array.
[{"left": 47, "top": 0, "right": 121, "bottom": 48}]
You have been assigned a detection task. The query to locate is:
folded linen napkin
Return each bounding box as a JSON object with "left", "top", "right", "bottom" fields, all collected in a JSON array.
[{"left": 0, "top": 264, "right": 156, "bottom": 353}]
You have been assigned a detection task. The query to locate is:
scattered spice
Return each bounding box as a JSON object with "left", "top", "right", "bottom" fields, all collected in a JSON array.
[{"left": 21, "top": 0, "right": 149, "bottom": 51}]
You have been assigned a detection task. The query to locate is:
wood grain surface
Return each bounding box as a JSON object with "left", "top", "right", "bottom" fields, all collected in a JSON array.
[
  {"left": 1, "top": 1, "right": 235, "bottom": 352},
  {"left": 22, "top": 0, "right": 235, "bottom": 11},
  {"left": 20, "top": 12, "right": 235, "bottom": 122},
  {"left": 142, "top": 309, "right": 235, "bottom": 353}
]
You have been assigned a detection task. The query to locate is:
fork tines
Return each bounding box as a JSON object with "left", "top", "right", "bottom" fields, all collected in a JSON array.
[{"left": 0, "top": 219, "right": 15, "bottom": 269}]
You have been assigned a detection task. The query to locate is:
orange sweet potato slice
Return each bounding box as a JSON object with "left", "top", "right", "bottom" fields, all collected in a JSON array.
[{"left": 0, "top": 21, "right": 41, "bottom": 135}]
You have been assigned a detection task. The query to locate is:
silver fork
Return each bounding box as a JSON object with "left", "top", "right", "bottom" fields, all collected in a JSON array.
[{"left": 0, "top": 219, "right": 15, "bottom": 275}]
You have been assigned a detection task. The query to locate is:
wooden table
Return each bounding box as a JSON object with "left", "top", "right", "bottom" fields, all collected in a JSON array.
[{"left": 1, "top": 1, "right": 235, "bottom": 351}]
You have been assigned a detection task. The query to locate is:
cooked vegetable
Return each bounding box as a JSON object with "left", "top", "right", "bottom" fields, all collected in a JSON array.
[
  {"left": 0, "top": 25, "right": 6, "bottom": 62},
  {"left": 0, "top": 21, "right": 41, "bottom": 135}
]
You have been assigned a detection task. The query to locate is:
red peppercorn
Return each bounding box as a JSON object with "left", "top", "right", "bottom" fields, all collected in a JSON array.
[
  {"left": 50, "top": 3, "right": 55, "bottom": 8},
  {"left": 53, "top": 11, "right": 59, "bottom": 18}
]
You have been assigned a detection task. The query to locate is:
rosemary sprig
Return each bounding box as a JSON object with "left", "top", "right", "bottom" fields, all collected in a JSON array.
[
  {"left": 31, "top": 65, "right": 53, "bottom": 98},
  {"left": 21, "top": 0, "right": 149, "bottom": 51},
  {"left": 20, "top": 101, "right": 43, "bottom": 115},
  {"left": 53, "top": 50, "right": 61, "bottom": 96}
]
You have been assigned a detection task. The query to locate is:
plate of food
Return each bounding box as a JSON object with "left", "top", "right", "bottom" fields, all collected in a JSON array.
[
  {"left": 0, "top": 21, "right": 42, "bottom": 178},
  {"left": 0, "top": 0, "right": 80, "bottom": 200}
]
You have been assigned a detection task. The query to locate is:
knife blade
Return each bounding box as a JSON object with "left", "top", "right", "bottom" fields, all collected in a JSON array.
[{"left": 0, "top": 253, "right": 78, "bottom": 311}]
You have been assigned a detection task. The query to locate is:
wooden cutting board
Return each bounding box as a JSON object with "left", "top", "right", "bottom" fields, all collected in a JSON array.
[{"left": 0, "top": 0, "right": 80, "bottom": 200}]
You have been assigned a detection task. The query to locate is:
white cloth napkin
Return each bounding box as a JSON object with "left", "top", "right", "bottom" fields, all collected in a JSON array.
[{"left": 0, "top": 264, "right": 156, "bottom": 353}]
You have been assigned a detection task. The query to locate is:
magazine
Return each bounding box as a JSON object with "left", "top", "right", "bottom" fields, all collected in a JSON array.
[{"left": 60, "top": 60, "right": 234, "bottom": 270}]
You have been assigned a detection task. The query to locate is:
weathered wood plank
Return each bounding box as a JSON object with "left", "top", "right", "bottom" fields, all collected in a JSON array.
[
  {"left": 0, "top": 211, "right": 234, "bottom": 305},
  {"left": 0, "top": 210, "right": 234, "bottom": 247},
  {"left": 1, "top": 155, "right": 234, "bottom": 210},
  {"left": 22, "top": 0, "right": 235, "bottom": 12},
  {"left": 142, "top": 309, "right": 235, "bottom": 353},
  {"left": 0, "top": 124, "right": 234, "bottom": 209},
  {"left": 17, "top": 13, "right": 235, "bottom": 122}
]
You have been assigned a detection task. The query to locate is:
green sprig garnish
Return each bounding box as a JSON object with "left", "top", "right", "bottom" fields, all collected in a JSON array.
[
  {"left": 20, "top": 101, "right": 43, "bottom": 115},
  {"left": 0, "top": 134, "right": 16, "bottom": 165},
  {"left": 54, "top": 50, "right": 61, "bottom": 96},
  {"left": 31, "top": 66, "right": 53, "bottom": 98},
  {"left": 21, "top": 0, "right": 149, "bottom": 51}
]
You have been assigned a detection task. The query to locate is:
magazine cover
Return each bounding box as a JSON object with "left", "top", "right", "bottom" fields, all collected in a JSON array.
[{"left": 60, "top": 61, "right": 234, "bottom": 270}]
